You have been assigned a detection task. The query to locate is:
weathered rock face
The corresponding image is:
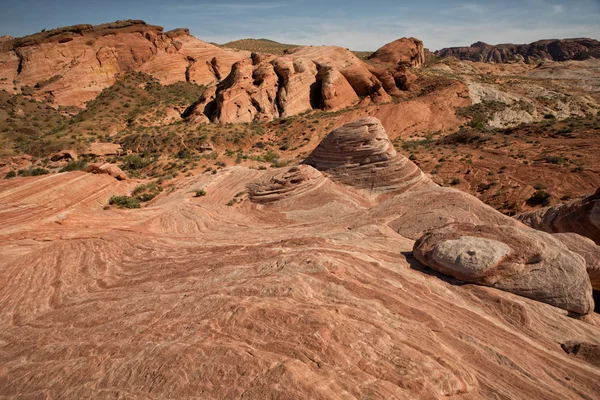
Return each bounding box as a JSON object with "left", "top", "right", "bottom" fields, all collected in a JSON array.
[
  {"left": 366, "top": 37, "right": 424, "bottom": 96},
  {"left": 436, "top": 38, "right": 600, "bottom": 63},
  {"left": 516, "top": 189, "right": 600, "bottom": 245},
  {"left": 186, "top": 46, "right": 396, "bottom": 124},
  {"left": 0, "top": 20, "right": 248, "bottom": 107},
  {"left": 414, "top": 223, "right": 594, "bottom": 314},
  {"left": 368, "top": 37, "right": 425, "bottom": 68},
  {"left": 554, "top": 232, "right": 600, "bottom": 290},
  {"left": 318, "top": 66, "right": 360, "bottom": 112},
  {"left": 303, "top": 117, "right": 426, "bottom": 193}
]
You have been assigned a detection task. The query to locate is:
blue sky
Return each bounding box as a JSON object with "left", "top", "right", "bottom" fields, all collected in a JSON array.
[{"left": 1, "top": 0, "right": 599, "bottom": 50}]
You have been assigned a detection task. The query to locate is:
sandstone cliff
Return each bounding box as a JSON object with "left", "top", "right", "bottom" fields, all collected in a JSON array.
[
  {"left": 0, "top": 20, "right": 248, "bottom": 107},
  {"left": 436, "top": 38, "right": 600, "bottom": 63}
]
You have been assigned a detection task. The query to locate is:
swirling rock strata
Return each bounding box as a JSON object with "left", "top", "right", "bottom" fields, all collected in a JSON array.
[
  {"left": 248, "top": 165, "right": 325, "bottom": 203},
  {"left": 304, "top": 117, "right": 426, "bottom": 193}
]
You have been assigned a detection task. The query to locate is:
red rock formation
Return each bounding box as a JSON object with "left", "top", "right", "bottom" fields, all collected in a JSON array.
[
  {"left": 436, "top": 38, "right": 600, "bottom": 63},
  {"left": 304, "top": 117, "right": 426, "bottom": 193},
  {"left": 368, "top": 37, "right": 425, "bottom": 68},
  {"left": 1, "top": 119, "right": 599, "bottom": 398},
  {"left": 367, "top": 37, "right": 425, "bottom": 96},
  {"left": 516, "top": 188, "right": 600, "bottom": 245},
  {"left": 0, "top": 20, "right": 248, "bottom": 107},
  {"left": 186, "top": 46, "right": 390, "bottom": 124}
]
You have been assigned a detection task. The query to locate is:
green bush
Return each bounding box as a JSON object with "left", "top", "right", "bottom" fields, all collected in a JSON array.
[
  {"left": 194, "top": 189, "right": 206, "bottom": 197},
  {"left": 120, "top": 154, "right": 152, "bottom": 171},
  {"left": 109, "top": 195, "right": 140, "bottom": 209},
  {"left": 527, "top": 190, "right": 551, "bottom": 207},
  {"left": 18, "top": 167, "right": 50, "bottom": 177},
  {"left": 59, "top": 159, "right": 88, "bottom": 172},
  {"left": 4, "top": 170, "right": 17, "bottom": 179},
  {"left": 449, "top": 177, "right": 462, "bottom": 186},
  {"left": 132, "top": 182, "right": 162, "bottom": 202},
  {"left": 544, "top": 113, "right": 556, "bottom": 120}
]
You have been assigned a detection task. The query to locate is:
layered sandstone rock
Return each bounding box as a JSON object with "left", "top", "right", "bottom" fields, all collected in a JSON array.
[
  {"left": 248, "top": 165, "right": 326, "bottom": 203},
  {"left": 0, "top": 20, "right": 248, "bottom": 106},
  {"left": 436, "top": 38, "right": 600, "bottom": 63},
  {"left": 516, "top": 189, "right": 600, "bottom": 245},
  {"left": 414, "top": 223, "right": 594, "bottom": 314},
  {"left": 186, "top": 46, "right": 391, "bottom": 123},
  {"left": 1, "top": 119, "right": 600, "bottom": 398},
  {"left": 304, "top": 117, "right": 426, "bottom": 193}
]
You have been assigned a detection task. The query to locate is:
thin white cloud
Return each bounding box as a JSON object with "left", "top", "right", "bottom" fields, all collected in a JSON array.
[
  {"left": 171, "top": 2, "right": 286, "bottom": 11},
  {"left": 458, "top": 3, "right": 485, "bottom": 14}
]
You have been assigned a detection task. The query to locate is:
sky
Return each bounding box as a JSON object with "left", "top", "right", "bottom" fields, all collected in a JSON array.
[{"left": 1, "top": 0, "right": 599, "bottom": 51}]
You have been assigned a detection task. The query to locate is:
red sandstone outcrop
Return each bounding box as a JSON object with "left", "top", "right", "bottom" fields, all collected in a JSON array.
[
  {"left": 368, "top": 37, "right": 425, "bottom": 67},
  {"left": 516, "top": 188, "right": 600, "bottom": 245},
  {"left": 0, "top": 20, "right": 248, "bottom": 106},
  {"left": 436, "top": 38, "right": 600, "bottom": 63},
  {"left": 414, "top": 223, "right": 594, "bottom": 314},
  {"left": 365, "top": 37, "right": 425, "bottom": 97},
  {"left": 186, "top": 46, "right": 394, "bottom": 124},
  {"left": 303, "top": 117, "right": 426, "bottom": 193},
  {"left": 1, "top": 118, "right": 599, "bottom": 398}
]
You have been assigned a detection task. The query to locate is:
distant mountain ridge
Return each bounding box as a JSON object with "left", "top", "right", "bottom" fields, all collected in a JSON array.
[{"left": 436, "top": 38, "right": 600, "bottom": 63}]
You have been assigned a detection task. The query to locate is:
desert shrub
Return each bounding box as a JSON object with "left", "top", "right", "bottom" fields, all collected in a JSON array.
[
  {"left": 544, "top": 113, "right": 556, "bottom": 120},
  {"left": 527, "top": 190, "right": 551, "bottom": 207},
  {"left": 132, "top": 182, "right": 163, "bottom": 202},
  {"left": 194, "top": 189, "right": 206, "bottom": 197},
  {"left": 571, "top": 165, "right": 584, "bottom": 172},
  {"left": 120, "top": 154, "right": 152, "bottom": 171},
  {"left": 18, "top": 167, "right": 50, "bottom": 176},
  {"left": 469, "top": 117, "right": 486, "bottom": 130},
  {"left": 449, "top": 177, "right": 462, "bottom": 186},
  {"left": 4, "top": 170, "right": 17, "bottom": 179},
  {"left": 544, "top": 155, "right": 566, "bottom": 165},
  {"left": 59, "top": 159, "right": 88, "bottom": 172},
  {"left": 109, "top": 195, "right": 140, "bottom": 209}
]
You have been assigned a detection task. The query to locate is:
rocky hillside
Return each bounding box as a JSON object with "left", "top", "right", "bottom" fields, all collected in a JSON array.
[
  {"left": 0, "top": 20, "right": 248, "bottom": 107},
  {"left": 436, "top": 38, "right": 600, "bottom": 63}
]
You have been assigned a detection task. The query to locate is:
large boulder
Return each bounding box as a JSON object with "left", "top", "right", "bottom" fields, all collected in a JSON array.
[
  {"left": 413, "top": 223, "right": 594, "bottom": 314},
  {"left": 86, "top": 163, "right": 128, "bottom": 181},
  {"left": 517, "top": 189, "right": 600, "bottom": 245}
]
